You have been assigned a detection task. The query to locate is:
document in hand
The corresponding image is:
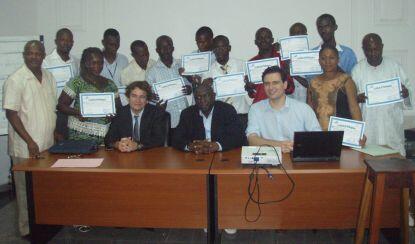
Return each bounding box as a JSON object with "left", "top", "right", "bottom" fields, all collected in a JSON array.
[{"left": 51, "top": 158, "right": 104, "bottom": 168}]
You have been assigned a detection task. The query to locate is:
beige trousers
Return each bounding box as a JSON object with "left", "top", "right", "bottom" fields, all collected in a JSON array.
[{"left": 12, "top": 156, "right": 29, "bottom": 236}]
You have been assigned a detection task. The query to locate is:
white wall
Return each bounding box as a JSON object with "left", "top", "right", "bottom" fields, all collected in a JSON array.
[{"left": 0, "top": 0, "right": 414, "bottom": 185}]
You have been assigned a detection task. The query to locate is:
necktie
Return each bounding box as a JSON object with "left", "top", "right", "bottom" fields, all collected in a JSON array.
[
  {"left": 133, "top": 115, "right": 140, "bottom": 142},
  {"left": 220, "top": 64, "right": 229, "bottom": 74}
]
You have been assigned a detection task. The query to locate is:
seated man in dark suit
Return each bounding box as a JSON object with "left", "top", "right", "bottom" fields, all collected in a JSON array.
[
  {"left": 172, "top": 84, "right": 245, "bottom": 153},
  {"left": 105, "top": 81, "right": 167, "bottom": 152}
]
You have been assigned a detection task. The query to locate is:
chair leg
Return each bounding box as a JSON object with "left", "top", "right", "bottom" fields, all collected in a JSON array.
[
  {"left": 355, "top": 175, "right": 373, "bottom": 244},
  {"left": 369, "top": 173, "right": 386, "bottom": 244},
  {"left": 400, "top": 188, "right": 409, "bottom": 244}
]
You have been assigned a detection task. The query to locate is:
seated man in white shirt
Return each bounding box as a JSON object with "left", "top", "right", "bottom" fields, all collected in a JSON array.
[
  {"left": 246, "top": 65, "right": 321, "bottom": 153},
  {"left": 121, "top": 40, "right": 156, "bottom": 86},
  {"left": 202, "top": 35, "right": 252, "bottom": 129}
]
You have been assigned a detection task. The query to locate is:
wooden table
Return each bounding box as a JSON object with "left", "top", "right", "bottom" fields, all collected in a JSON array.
[
  {"left": 210, "top": 148, "right": 401, "bottom": 230},
  {"left": 13, "top": 147, "right": 213, "bottom": 243}
]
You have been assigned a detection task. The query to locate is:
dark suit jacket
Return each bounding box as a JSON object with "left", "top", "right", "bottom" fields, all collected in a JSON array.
[
  {"left": 172, "top": 101, "right": 245, "bottom": 151},
  {"left": 104, "top": 104, "right": 167, "bottom": 149}
]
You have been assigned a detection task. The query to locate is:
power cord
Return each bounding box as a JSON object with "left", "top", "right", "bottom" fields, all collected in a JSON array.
[{"left": 244, "top": 145, "right": 296, "bottom": 222}]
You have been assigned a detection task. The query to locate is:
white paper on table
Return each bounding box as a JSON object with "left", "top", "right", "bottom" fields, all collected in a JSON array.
[
  {"left": 328, "top": 116, "right": 365, "bottom": 148},
  {"left": 51, "top": 158, "right": 104, "bottom": 168},
  {"left": 246, "top": 58, "right": 280, "bottom": 84},
  {"left": 365, "top": 77, "right": 403, "bottom": 107},
  {"left": 181, "top": 52, "right": 211, "bottom": 75},
  {"left": 279, "top": 35, "right": 309, "bottom": 60},
  {"left": 213, "top": 72, "right": 247, "bottom": 99},
  {"left": 80, "top": 92, "right": 116, "bottom": 117},
  {"left": 289, "top": 50, "right": 323, "bottom": 76}
]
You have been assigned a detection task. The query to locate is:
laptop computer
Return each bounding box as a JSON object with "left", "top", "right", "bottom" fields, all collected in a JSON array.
[{"left": 292, "top": 131, "right": 344, "bottom": 162}]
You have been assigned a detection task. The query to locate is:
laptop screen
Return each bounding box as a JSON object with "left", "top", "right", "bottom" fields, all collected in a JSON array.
[{"left": 292, "top": 131, "right": 344, "bottom": 162}]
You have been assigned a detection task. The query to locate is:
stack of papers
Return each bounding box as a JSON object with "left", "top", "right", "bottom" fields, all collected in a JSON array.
[
  {"left": 352, "top": 145, "right": 399, "bottom": 156},
  {"left": 51, "top": 158, "right": 104, "bottom": 168}
]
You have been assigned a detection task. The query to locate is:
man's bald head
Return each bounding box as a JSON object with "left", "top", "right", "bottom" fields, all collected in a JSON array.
[
  {"left": 362, "top": 33, "right": 382, "bottom": 47},
  {"left": 23, "top": 40, "right": 45, "bottom": 72},
  {"left": 362, "top": 33, "right": 383, "bottom": 67},
  {"left": 194, "top": 84, "right": 215, "bottom": 115}
]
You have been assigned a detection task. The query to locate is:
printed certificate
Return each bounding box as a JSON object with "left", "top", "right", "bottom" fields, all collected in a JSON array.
[
  {"left": 153, "top": 77, "right": 185, "bottom": 101},
  {"left": 328, "top": 116, "right": 365, "bottom": 148},
  {"left": 80, "top": 92, "right": 116, "bottom": 117},
  {"left": 246, "top": 58, "right": 280, "bottom": 84},
  {"left": 46, "top": 64, "right": 73, "bottom": 86},
  {"left": 279, "top": 35, "right": 309, "bottom": 60},
  {"left": 181, "top": 52, "right": 211, "bottom": 75},
  {"left": 213, "top": 72, "right": 247, "bottom": 99},
  {"left": 365, "top": 77, "right": 403, "bottom": 107},
  {"left": 290, "top": 50, "right": 323, "bottom": 76}
]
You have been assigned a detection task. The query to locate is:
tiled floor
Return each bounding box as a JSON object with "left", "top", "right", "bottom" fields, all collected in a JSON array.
[{"left": 0, "top": 194, "right": 413, "bottom": 243}]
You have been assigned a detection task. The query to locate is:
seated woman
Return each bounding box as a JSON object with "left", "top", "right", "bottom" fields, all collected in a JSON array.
[
  {"left": 104, "top": 81, "right": 167, "bottom": 152},
  {"left": 58, "top": 47, "right": 121, "bottom": 145},
  {"left": 307, "top": 44, "right": 362, "bottom": 131}
]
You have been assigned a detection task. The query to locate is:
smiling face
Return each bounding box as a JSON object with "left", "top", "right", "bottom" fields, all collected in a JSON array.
[
  {"left": 128, "top": 87, "right": 148, "bottom": 114},
  {"left": 23, "top": 42, "right": 45, "bottom": 71},
  {"left": 317, "top": 18, "right": 337, "bottom": 43},
  {"left": 263, "top": 72, "right": 287, "bottom": 101},
  {"left": 319, "top": 47, "right": 339, "bottom": 73},
  {"left": 363, "top": 38, "right": 383, "bottom": 67}
]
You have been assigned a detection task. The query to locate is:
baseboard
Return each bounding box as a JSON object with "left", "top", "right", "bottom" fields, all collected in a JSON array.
[{"left": 0, "top": 184, "right": 11, "bottom": 193}]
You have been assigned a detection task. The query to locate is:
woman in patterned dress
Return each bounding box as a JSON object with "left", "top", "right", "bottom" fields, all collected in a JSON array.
[{"left": 57, "top": 47, "right": 121, "bottom": 144}]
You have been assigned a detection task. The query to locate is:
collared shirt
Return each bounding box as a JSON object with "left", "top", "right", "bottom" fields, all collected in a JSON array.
[
  {"left": 249, "top": 50, "right": 295, "bottom": 103},
  {"left": 314, "top": 43, "right": 357, "bottom": 74},
  {"left": 42, "top": 48, "right": 80, "bottom": 77},
  {"left": 246, "top": 96, "right": 321, "bottom": 141},
  {"left": 101, "top": 53, "right": 129, "bottom": 87},
  {"left": 120, "top": 59, "right": 156, "bottom": 86},
  {"left": 202, "top": 58, "right": 252, "bottom": 114},
  {"left": 146, "top": 58, "right": 191, "bottom": 128},
  {"left": 2, "top": 65, "right": 57, "bottom": 158},
  {"left": 131, "top": 108, "right": 144, "bottom": 140},
  {"left": 194, "top": 107, "right": 222, "bottom": 151},
  {"left": 352, "top": 57, "right": 412, "bottom": 156},
  {"left": 288, "top": 77, "right": 308, "bottom": 103}
]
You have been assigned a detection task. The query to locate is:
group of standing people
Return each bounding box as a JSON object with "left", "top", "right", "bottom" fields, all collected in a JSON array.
[{"left": 2, "top": 13, "right": 411, "bottom": 237}]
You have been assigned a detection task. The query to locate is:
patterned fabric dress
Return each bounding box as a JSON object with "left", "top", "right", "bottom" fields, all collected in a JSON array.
[{"left": 62, "top": 76, "right": 119, "bottom": 144}]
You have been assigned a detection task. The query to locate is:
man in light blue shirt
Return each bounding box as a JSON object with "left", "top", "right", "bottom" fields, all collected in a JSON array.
[
  {"left": 246, "top": 66, "right": 321, "bottom": 152},
  {"left": 314, "top": 14, "right": 357, "bottom": 74}
]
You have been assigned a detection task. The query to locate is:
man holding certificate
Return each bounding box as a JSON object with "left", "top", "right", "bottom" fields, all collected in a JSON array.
[
  {"left": 246, "top": 66, "right": 321, "bottom": 153},
  {"left": 146, "top": 35, "right": 192, "bottom": 129},
  {"left": 245, "top": 27, "right": 294, "bottom": 103},
  {"left": 58, "top": 47, "right": 122, "bottom": 145},
  {"left": 352, "top": 33, "right": 411, "bottom": 156},
  {"left": 43, "top": 28, "right": 80, "bottom": 141},
  {"left": 201, "top": 35, "right": 252, "bottom": 128}
]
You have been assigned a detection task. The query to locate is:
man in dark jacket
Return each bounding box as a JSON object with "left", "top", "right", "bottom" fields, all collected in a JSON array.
[
  {"left": 172, "top": 84, "right": 245, "bottom": 153},
  {"left": 105, "top": 81, "right": 167, "bottom": 151}
]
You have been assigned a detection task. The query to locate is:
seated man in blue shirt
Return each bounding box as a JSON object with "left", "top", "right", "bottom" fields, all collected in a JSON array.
[
  {"left": 246, "top": 66, "right": 321, "bottom": 153},
  {"left": 172, "top": 84, "right": 245, "bottom": 154}
]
